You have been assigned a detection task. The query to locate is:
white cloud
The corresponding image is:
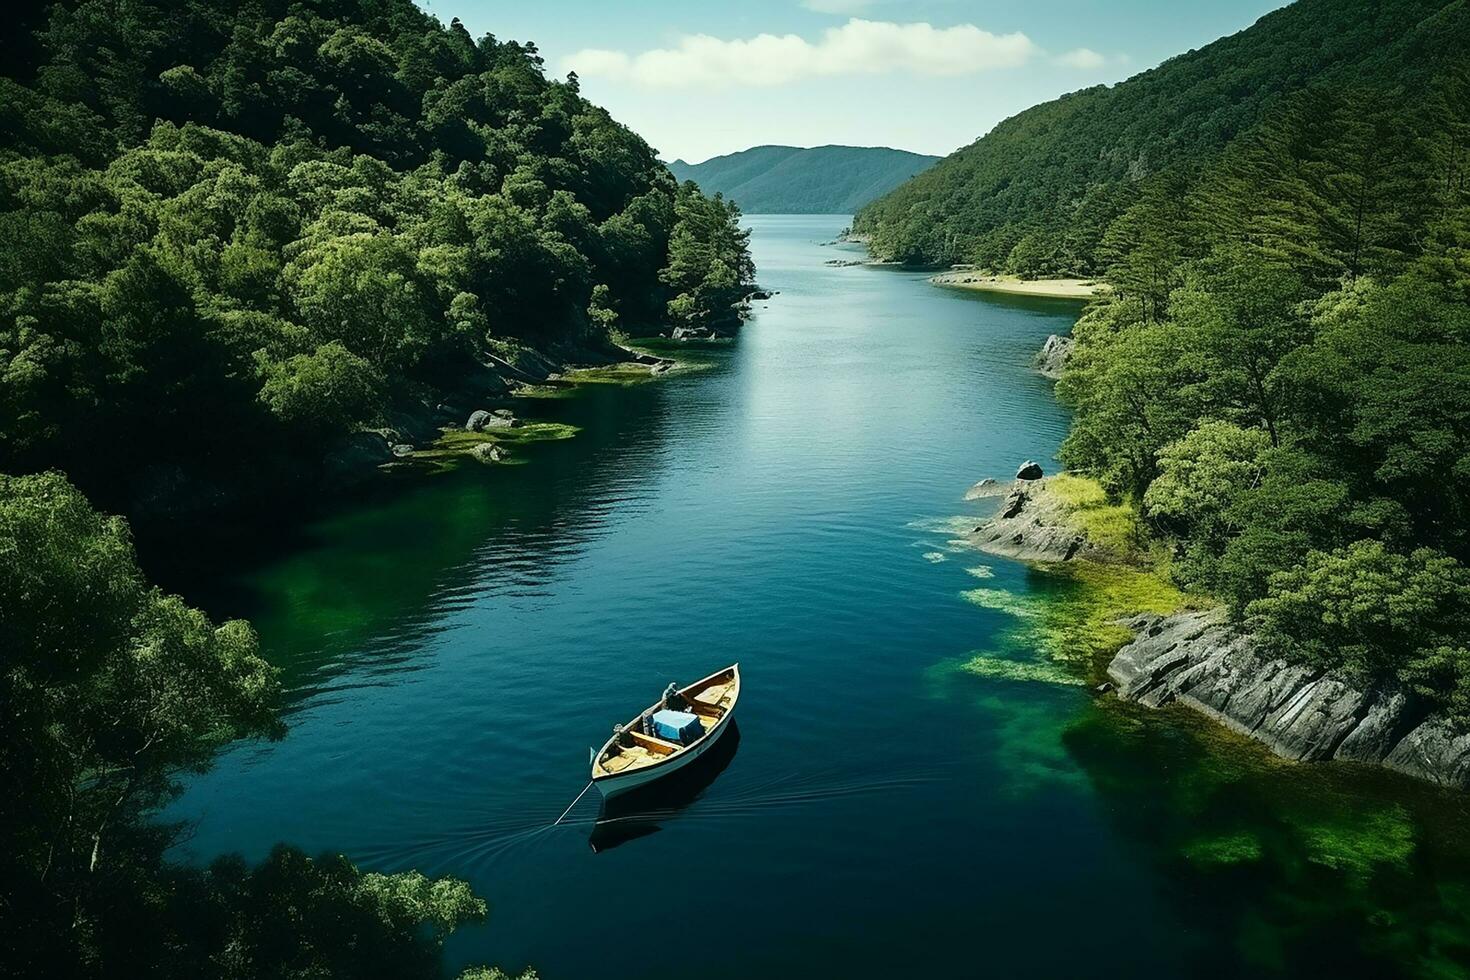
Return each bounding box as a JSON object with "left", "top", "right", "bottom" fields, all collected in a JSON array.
[
  {"left": 563, "top": 19, "right": 1040, "bottom": 89},
  {"left": 1054, "top": 48, "right": 1120, "bottom": 69},
  {"left": 801, "top": 0, "right": 878, "bottom": 12}
]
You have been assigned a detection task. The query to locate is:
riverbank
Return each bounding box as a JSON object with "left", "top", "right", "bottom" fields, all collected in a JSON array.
[
  {"left": 930, "top": 271, "right": 1105, "bottom": 299},
  {"left": 965, "top": 467, "right": 1470, "bottom": 792},
  {"left": 127, "top": 340, "right": 692, "bottom": 528}
]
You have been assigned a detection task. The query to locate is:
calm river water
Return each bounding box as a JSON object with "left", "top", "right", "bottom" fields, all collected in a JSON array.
[{"left": 163, "top": 216, "right": 1470, "bottom": 978}]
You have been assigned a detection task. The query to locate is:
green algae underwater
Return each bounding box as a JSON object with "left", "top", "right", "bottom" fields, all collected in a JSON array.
[{"left": 931, "top": 520, "right": 1470, "bottom": 977}]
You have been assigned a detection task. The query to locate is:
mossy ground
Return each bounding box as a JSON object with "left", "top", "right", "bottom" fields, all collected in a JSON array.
[
  {"left": 958, "top": 560, "right": 1193, "bottom": 681},
  {"left": 516, "top": 339, "right": 720, "bottom": 397},
  {"left": 397, "top": 422, "right": 580, "bottom": 474},
  {"left": 1044, "top": 473, "right": 1143, "bottom": 554}
]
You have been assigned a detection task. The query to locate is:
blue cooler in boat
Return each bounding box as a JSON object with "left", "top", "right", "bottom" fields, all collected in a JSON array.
[{"left": 651, "top": 709, "right": 704, "bottom": 745}]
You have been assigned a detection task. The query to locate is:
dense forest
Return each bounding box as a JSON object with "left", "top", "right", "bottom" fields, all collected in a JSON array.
[
  {"left": 1057, "top": 73, "right": 1470, "bottom": 719},
  {"left": 852, "top": 0, "right": 1469, "bottom": 274},
  {"left": 0, "top": 0, "right": 752, "bottom": 975},
  {"left": 0, "top": 0, "right": 752, "bottom": 520},
  {"left": 667, "top": 144, "right": 939, "bottom": 215},
  {"left": 872, "top": 0, "right": 1470, "bottom": 722}
]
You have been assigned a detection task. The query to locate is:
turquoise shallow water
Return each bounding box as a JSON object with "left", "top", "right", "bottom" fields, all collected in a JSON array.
[{"left": 159, "top": 216, "right": 1470, "bottom": 978}]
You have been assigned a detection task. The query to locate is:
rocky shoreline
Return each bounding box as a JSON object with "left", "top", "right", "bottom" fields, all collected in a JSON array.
[
  {"left": 1109, "top": 609, "right": 1470, "bottom": 790},
  {"left": 965, "top": 467, "right": 1107, "bottom": 564},
  {"left": 1033, "top": 334, "right": 1074, "bottom": 379},
  {"left": 965, "top": 461, "right": 1470, "bottom": 791}
]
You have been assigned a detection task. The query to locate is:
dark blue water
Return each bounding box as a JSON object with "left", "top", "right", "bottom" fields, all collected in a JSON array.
[{"left": 165, "top": 216, "right": 1470, "bottom": 978}]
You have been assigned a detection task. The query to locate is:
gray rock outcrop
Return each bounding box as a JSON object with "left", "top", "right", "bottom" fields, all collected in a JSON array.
[
  {"left": 1108, "top": 609, "right": 1470, "bottom": 789},
  {"left": 1016, "top": 460, "right": 1044, "bottom": 480},
  {"left": 968, "top": 476, "right": 1101, "bottom": 564},
  {"left": 467, "top": 409, "right": 517, "bottom": 432},
  {"left": 964, "top": 477, "right": 1008, "bottom": 500},
  {"left": 1033, "top": 334, "right": 1074, "bottom": 379},
  {"left": 470, "top": 443, "right": 507, "bottom": 463}
]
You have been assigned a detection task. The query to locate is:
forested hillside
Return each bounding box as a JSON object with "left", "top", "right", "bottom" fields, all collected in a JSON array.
[
  {"left": 0, "top": 0, "right": 752, "bottom": 519},
  {"left": 853, "top": 0, "right": 1468, "bottom": 273},
  {"left": 668, "top": 144, "right": 938, "bottom": 214},
  {"left": 0, "top": 0, "right": 748, "bottom": 975},
  {"left": 994, "top": 6, "right": 1470, "bottom": 724}
]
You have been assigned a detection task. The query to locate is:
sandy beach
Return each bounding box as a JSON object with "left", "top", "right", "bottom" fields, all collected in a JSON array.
[{"left": 929, "top": 271, "right": 1106, "bottom": 299}]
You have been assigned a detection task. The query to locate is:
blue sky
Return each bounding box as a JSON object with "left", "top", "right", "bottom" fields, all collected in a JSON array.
[{"left": 418, "top": 0, "right": 1292, "bottom": 163}]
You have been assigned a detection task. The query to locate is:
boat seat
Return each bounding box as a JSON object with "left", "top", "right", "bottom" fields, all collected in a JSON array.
[
  {"left": 630, "top": 730, "right": 681, "bottom": 753},
  {"left": 692, "top": 685, "right": 729, "bottom": 706}
]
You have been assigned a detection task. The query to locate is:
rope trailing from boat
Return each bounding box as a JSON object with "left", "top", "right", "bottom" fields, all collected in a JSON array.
[{"left": 553, "top": 780, "right": 595, "bottom": 826}]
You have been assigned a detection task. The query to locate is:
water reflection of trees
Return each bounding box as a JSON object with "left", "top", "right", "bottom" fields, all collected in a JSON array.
[
  {"left": 142, "top": 374, "right": 698, "bottom": 704},
  {"left": 1061, "top": 703, "right": 1470, "bottom": 978}
]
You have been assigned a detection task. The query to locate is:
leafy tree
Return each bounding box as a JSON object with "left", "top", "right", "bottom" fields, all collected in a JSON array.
[
  {"left": 1248, "top": 541, "right": 1470, "bottom": 722},
  {"left": 0, "top": 0, "right": 752, "bottom": 515},
  {"left": 257, "top": 341, "right": 384, "bottom": 438},
  {"left": 0, "top": 471, "right": 504, "bottom": 976},
  {"left": 1058, "top": 300, "right": 1205, "bottom": 495},
  {"left": 1169, "top": 246, "right": 1309, "bottom": 446},
  {"left": 0, "top": 471, "right": 277, "bottom": 954},
  {"left": 1145, "top": 421, "right": 1272, "bottom": 585}
]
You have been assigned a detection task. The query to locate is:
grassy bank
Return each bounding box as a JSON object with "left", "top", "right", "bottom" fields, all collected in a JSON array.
[{"left": 959, "top": 473, "right": 1202, "bottom": 684}]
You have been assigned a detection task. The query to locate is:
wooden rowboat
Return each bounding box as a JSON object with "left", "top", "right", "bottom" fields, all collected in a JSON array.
[{"left": 591, "top": 664, "right": 741, "bottom": 799}]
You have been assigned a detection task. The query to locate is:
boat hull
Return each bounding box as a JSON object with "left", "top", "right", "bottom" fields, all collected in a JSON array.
[{"left": 593, "top": 704, "right": 736, "bottom": 799}]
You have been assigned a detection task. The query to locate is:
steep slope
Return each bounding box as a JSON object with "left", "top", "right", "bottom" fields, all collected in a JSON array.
[
  {"left": 0, "top": 0, "right": 752, "bottom": 520},
  {"left": 669, "top": 144, "right": 940, "bottom": 214},
  {"left": 853, "top": 0, "right": 1470, "bottom": 271}
]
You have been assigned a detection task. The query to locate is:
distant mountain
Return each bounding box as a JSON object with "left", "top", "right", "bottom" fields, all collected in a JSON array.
[{"left": 667, "top": 145, "right": 940, "bottom": 215}]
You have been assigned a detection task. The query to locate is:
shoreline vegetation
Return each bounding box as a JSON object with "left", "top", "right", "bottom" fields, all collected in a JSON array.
[
  {"left": 396, "top": 338, "right": 708, "bottom": 472},
  {"left": 963, "top": 470, "right": 1470, "bottom": 790}
]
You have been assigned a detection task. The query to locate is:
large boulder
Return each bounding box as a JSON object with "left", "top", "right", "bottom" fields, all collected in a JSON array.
[
  {"left": 467, "top": 409, "right": 514, "bottom": 432},
  {"left": 1033, "top": 334, "right": 1075, "bottom": 379},
  {"left": 1016, "top": 460, "right": 1044, "bottom": 481}
]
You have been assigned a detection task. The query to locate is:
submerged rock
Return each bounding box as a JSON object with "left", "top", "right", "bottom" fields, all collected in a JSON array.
[
  {"left": 964, "top": 477, "right": 1005, "bottom": 500},
  {"left": 470, "top": 442, "right": 507, "bottom": 463},
  {"left": 1108, "top": 610, "right": 1470, "bottom": 790}
]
